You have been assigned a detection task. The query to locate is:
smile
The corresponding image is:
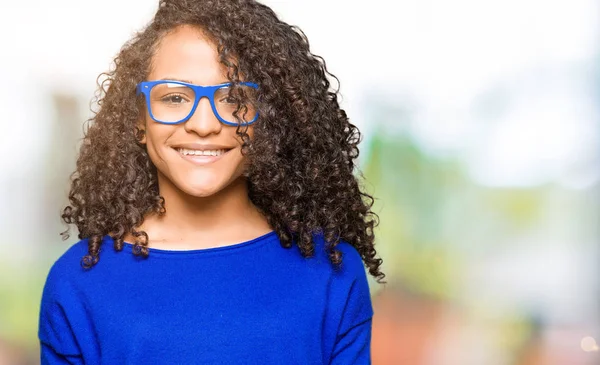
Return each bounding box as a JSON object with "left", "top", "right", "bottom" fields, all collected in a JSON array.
[
  {"left": 173, "top": 147, "right": 232, "bottom": 166},
  {"left": 176, "top": 148, "right": 228, "bottom": 156}
]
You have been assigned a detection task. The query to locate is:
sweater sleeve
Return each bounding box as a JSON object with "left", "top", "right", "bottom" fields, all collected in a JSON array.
[
  {"left": 329, "top": 244, "right": 374, "bottom": 365},
  {"left": 38, "top": 263, "right": 85, "bottom": 365}
]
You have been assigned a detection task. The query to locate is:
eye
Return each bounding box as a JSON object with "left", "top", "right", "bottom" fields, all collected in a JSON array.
[
  {"left": 160, "top": 94, "right": 188, "bottom": 104},
  {"left": 219, "top": 96, "right": 237, "bottom": 104}
]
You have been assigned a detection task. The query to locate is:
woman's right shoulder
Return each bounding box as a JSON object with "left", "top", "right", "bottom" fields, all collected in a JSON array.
[
  {"left": 42, "top": 235, "right": 123, "bottom": 305},
  {"left": 41, "top": 238, "right": 89, "bottom": 304},
  {"left": 50, "top": 238, "right": 91, "bottom": 271},
  {"left": 43, "top": 236, "right": 110, "bottom": 292}
]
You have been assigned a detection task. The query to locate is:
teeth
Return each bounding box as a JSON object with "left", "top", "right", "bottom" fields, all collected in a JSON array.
[{"left": 177, "top": 148, "right": 226, "bottom": 156}]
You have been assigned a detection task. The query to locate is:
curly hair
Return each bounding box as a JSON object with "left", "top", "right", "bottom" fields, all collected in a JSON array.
[{"left": 61, "top": 0, "right": 385, "bottom": 282}]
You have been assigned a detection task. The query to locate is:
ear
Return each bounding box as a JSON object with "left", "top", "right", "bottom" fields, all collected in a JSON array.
[
  {"left": 135, "top": 104, "right": 147, "bottom": 144},
  {"left": 135, "top": 123, "right": 146, "bottom": 144}
]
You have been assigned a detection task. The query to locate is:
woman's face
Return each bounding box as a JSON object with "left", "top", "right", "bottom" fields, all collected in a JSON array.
[{"left": 140, "top": 25, "right": 253, "bottom": 198}]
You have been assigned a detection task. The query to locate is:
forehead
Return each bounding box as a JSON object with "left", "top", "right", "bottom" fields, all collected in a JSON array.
[{"left": 148, "top": 25, "right": 227, "bottom": 85}]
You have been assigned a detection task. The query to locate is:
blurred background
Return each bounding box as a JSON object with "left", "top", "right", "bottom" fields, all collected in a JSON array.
[{"left": 0, "top": 0, "right": 598, "bottom": 364}]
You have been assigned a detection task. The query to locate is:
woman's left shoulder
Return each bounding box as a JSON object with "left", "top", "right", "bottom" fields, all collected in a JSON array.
[
  {"left": 312, "top": 234, "right": 374, "bottom": 320},
  {"left": 311, "top": 234, "right": 367, "bottom": 281}
]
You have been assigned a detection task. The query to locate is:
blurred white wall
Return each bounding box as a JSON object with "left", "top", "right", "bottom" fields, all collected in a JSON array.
[{"left": 1, "top": 0, "right": 597, "bottom": 187}]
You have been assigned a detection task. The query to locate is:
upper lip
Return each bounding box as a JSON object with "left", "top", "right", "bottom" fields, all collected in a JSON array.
[{"left": 171, "top": 143, "right": 234, "bottom": 151}]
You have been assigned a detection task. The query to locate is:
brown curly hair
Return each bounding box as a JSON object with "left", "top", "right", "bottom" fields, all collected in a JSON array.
[{"left": 61, "top": 0, "right": 385, "bottom": 282}]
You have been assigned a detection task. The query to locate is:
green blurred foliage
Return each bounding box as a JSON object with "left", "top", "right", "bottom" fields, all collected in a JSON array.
[
  {"left": 0, "top": 257, "right": 50, "bottom": 346},
  {"left": 363, "top": 129, "right": 465, "bottom": 298}
]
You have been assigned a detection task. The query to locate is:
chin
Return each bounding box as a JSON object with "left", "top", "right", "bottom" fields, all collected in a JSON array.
[
  {"left": 174, "top": 180, "right": 224, "bottom": 198},
  {"left": 183, "top": 186, "right": 222, "bottom": 198},
  {"left": 157, "top": 165, "right": 245, "bottom": 199}
]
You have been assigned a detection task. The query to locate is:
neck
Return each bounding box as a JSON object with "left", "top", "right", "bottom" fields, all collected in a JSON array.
[{"left": 138, "top": 174, "right": 271, "bottom": 246}]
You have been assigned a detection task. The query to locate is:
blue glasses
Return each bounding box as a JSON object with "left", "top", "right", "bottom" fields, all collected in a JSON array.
[{"left": 136, "top": 80, "right": 259, "bottom": 126}]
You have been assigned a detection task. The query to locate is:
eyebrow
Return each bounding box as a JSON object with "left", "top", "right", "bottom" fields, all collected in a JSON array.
[
  {"left": 158, "top": 77, "right": 230, "bottom": 85},
  {"left": 159, "top": 77, "right": 195, "bottom": 84}
]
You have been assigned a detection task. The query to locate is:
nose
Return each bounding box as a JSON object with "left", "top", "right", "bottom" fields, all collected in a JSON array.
[{"left": 183, "top": 96, "right": 222, "bottom": 136}]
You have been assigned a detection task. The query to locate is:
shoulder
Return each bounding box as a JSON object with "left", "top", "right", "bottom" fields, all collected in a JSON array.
[
  {"left": 46, "top": 237, "right": 92, "bottom": 275},
  {"left": 38, "top": 237, "right": 105, "bottom": 357},
  {"left": 334, "top": 240, "right": 365, "bottom": 273},
  {"left": 311, "top": 235, "right": 374, "bottom": 335},
  {"left": 41, "top": 239, "right": 85, "bottom": 301},
  {"left": 311, "top": 234, "right": 367, "bottom": 281},
  {"left": 41, "top": 236, "right": 112, "bottom": 302}
]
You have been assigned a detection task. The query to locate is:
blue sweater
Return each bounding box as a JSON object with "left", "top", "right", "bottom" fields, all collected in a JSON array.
[{"left": 38, "top": 232, "right": 373, "bottom": 364}]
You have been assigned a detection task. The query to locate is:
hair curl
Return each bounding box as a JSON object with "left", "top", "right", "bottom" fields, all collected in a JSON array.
[{"left": 61, "top": 0, "right": 385, "bottom": 283}]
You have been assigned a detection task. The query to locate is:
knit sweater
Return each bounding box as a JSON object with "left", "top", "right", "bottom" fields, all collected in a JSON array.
[{"left": 38, "top": 231, "right": 373, "bottom": 364}]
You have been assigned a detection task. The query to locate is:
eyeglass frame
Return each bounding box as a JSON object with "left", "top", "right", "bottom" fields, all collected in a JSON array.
[{"left": 136, "top": 80, "right": 259, "bottom": 126}]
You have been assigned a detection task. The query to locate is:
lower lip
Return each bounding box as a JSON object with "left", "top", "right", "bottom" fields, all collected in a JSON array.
[{"left": 174, "top": 149, "right": 230, "bottom": 165}]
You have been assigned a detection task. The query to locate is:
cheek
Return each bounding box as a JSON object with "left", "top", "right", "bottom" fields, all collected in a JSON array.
[
  {"left": 144, "top": 124, "right": 174, "bottom": 156},
  {"left": 143, "top": 132, "right": 180, "bottom": 179},
  {"left": 246, "top": 125, "right": 255, "bottom": 139}
]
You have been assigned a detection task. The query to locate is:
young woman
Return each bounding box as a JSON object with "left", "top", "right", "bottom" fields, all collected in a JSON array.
[{"left": 38, "top": 0, "right": 384, "bottom": 363}]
